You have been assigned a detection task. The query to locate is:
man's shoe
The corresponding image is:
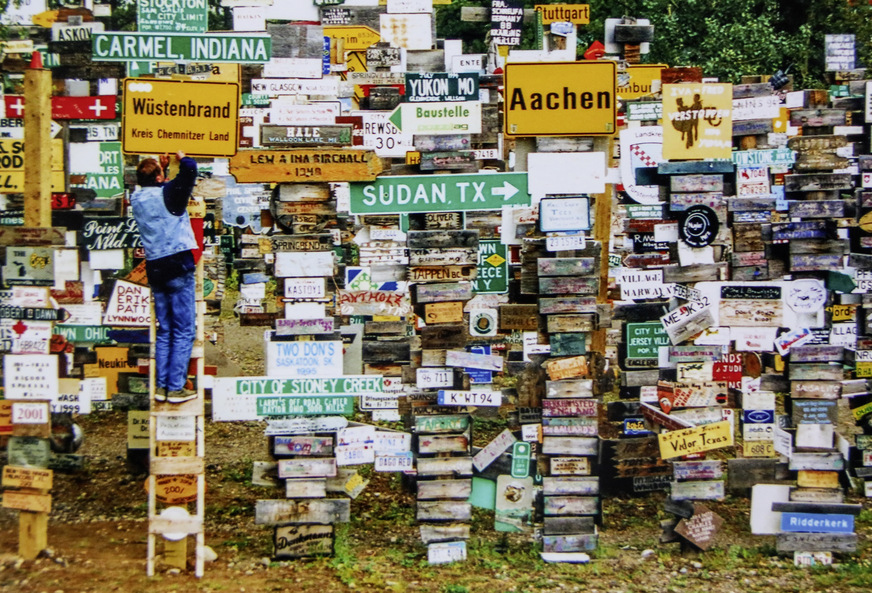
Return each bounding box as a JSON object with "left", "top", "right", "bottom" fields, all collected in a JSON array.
[
  {"left": 154, "top": 387, "right": 167, "bottom": 402},
  {"left": 167, "top": 388, "right": 197, "bottom": 404}
]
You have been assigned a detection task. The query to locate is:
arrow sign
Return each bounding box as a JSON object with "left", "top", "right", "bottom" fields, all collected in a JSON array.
[
  {"left": 323, "top": 25, "right": 380, "bottom": 51},
  {"left": 350, "top": 172, "right": 530, "bottom": 214},
  {"left": 387, "top": 102, "right": 482, "bottom": 135}
]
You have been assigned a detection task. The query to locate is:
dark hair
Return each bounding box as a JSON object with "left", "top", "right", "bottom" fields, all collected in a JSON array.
[{"left": 136, "top": 158, "right": 162, "bottom": 186}]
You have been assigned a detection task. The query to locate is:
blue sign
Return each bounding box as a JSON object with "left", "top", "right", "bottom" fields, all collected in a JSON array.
[
  {"left": 466, "top": 345, "right": 493, "bottom": 384},
  {"left": 743, "top": 409, "right": 775, "bottom": 424},
  {"left": 781, "top": 513, "right": 854, "bottom": 534}
]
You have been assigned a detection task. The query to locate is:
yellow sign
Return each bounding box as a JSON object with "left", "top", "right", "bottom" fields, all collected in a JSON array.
[
  {"left": 0, "top": 138, "right": 65, "bottom": 194},
  {"left": 122, "top": 78, "right": 240, "bottom": 157},
  {"left": 662, "top": 83, "right": 733, "bottom": 160},
  {"left": 31, "top": 10, "right": 60, "bottom": 28},
  {"left": 229, "top": 149, "right": 385, "bottom": 183},
  {"left": 743, "top": 441, "right": 775, "bottom": 458},
  {"left": 2, "top": 466, "right": 53, "bottom": 490},
  {"left": 658, "top": 420, "right": 734, "bottom": 459},
  {"left": 535, "top": 4, "right": 590, "bottom": 25},
  {"left": 504, "top": 61, "right": 616, "bottom": 137},
  {"left": 618, "top": 64, "right": 666, "bottom": 101},
  {"left": 324, "top": 26, "right": 381, "bottom": 52}
]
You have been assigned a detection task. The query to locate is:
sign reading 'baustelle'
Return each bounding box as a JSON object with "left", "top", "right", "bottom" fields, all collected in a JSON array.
[{"left": 122, "top": 78, "right": 240, "bottom": 156}]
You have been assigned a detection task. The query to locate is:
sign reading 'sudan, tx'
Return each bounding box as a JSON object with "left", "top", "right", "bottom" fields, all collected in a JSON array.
[
  {"left": 350, "top": 172, "right": 530, "bottom": 214},
  {"left": 503, "top": 61, "right": 616, "bottom": 136},
  {"left": 122, "top": 78, "right": 240, "bottom": 156}
]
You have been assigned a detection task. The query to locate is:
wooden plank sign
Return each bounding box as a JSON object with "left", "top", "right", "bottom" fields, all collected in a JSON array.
[
  {"left": 229, "top": 149, "right": 384, "bottom": 183},
  {"left": 255, "top": 499, "right": 350, "bottom": 525},
  {"left": 425, "top": 301, "right": 464, "bottom": 324},
  {"left": 542, "top": 399, "right": 598, "bottom": 418},
  {"left": 2, "top": 491, "right": 51, "bottom": 513},
  {"left": 658, "top": 420, "right": 734, "bottom": 459},
  {"left": 674, "top": 504, "right": 723, "bottom": 551},
  {"left": 498, "top": 304, "right": 539, "bottom": 330},
  {"left": 444, "top": 349, "right": 504, "bottom": 372},
  {"left": 274, "top": 525, "right": 333, "bottom": 558},
  {"left": 545, "top": 356, "right": 589, "bottom": 381},
  {"left": 1, "top": 466, "right": 53, "bottom": 490}
]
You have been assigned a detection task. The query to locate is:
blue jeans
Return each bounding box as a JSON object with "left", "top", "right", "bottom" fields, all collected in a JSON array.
[{"left": 152, "top": 272, "right": 196, "bottom": 392}]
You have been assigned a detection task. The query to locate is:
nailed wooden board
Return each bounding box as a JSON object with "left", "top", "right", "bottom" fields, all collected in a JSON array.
[
  {"left": 255, "top": 499, "right": 351, "bottom": 525},
  {"left": 274, "top": 524, "right": 333, "bottom": 558}
]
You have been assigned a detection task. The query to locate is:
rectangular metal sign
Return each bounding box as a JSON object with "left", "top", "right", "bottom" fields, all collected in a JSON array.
[
  {"left": 122, "top": 78, "right": 239, "bottom": 156},
  {"left": 93, "top": 32, "right": 271, "bottom": 63}
]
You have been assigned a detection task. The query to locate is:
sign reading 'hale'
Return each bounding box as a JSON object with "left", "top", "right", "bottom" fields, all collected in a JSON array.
[
  {"left": 350, "top": 172, "right": 530, "bottom": 214},
  {"left": 122, "top": 79, "right": 240, "bottom": 157},
  {"left": 504, "top": 61, "right": 616, "bottom": 136}
]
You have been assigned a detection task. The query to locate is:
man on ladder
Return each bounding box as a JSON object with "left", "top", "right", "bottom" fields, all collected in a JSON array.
[{"left": 130, "top": 151, "right": 199, "bottom": 404}]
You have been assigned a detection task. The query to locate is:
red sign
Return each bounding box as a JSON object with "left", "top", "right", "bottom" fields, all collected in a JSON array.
[
  {"left": 51, "top": 193, "right": 76, "bottom": 210},
  {"left": 4, "top": 95, "right": 117, "bottom": 120}
]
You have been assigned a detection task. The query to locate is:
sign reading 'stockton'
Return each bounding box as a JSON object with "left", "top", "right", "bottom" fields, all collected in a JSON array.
[
  {"left": 122, "top": 78, "right": 240, "bottom": 156},
  {"left": 504, "top": 61, "right": 616, "bottom": 136}
]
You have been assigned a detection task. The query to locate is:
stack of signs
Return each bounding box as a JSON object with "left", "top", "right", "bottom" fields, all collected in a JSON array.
[{"left": 413, "top": 414, "right": 473, "bottom": 564}]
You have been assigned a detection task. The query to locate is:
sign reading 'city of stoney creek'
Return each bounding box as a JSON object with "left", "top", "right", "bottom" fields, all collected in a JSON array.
[
  {"left": 92, "top": 32, "right": 271, "bottom": 63},
  {"left": 350, "top": 172, "right": 529, "bottom": 214},
  {"left": 122, "top": 79, "right": 240, "bottom": 157},
  {"left": 230, "top": 149, "right": 384, "bottom": 183},
  {"left": 504, "top": 61, "right": 616, "bottom": 136}
]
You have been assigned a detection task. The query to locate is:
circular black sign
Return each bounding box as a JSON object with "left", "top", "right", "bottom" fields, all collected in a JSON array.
[{"left": 679, "top": 205, "right": 719, "bottom": 248}]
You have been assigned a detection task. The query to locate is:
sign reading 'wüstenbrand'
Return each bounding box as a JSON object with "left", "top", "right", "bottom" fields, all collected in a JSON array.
[
  {"left": 122, "top": 78, "right": 240, "bottom": 156},
  {"left": 92, "top": 32, "right": 271, "bottom": 63}
]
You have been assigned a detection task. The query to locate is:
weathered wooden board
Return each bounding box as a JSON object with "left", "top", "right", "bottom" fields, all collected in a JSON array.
[
  {"left": 417, "top": 479, "right": 473, "bottom": 500},
  {"left": 789, "top": 109, "right": 847, "bottom": 127},
  {"left": 672, "top": 460, "right": 723, "bottom": 481},
  {"left": 784, "top": 173, "right": 853, "bottom": 192},
  {"left": 415, "top": 282, "right": 474, "bottom": 303},
  {"left": 416, "top": 456, "right": 474, "bottom": 477},
  {"left": 545, "top": 357, "right": 589, "bottom": 381},
  {"left": 543, "top": 496, "right": 598, "bottom": 516},
  {"left": 550, "top": 457, "right": 592, "bottom": 476},
  {"left": 546, "top": 315, "right": 596, "bottom": 334},
  {"left": 1, "top": 466, "right": 53, "bottom": 490},
  {"left": 409, "top": 247, "right": 478, "bottom": 266},
  {"left": 409, "top": 266, "right": 477, "bottom": 283},
  {"left": 417, "top": 432, "right": 470, "bottom": 454},
  {"left": 498, "top": 304, "right": 539, "bottom": 331},
  {"left": 790, "top": 488, "right": 844, "bottom": 503},
  {"left": 539, "top": 297, "right": 598, "bottom": 315},
  {"left": 277, "top": 458, "right": 338, "bottom": 479},
  {"left": 670, "top": 480, "right": 726, "bottom": 501},
  {"left": 542, "top": 533, "right": 598, "bottom": 553},
  {"left": 542, "top": 516, "right": 596, "bottom": 535},
  {"left": 549, "top": 333, "right": 587, "bottom": 357},
  {"left": 788, "top": 364, "right": 844, "bottom": 381},
  {"left": 285, "top": 479, "right": 328, "bottom": 499},
  {"left": 407, "top": 230, "right": 479, "bottom": 249},
  {"left": 414, "top": 415, "right": 470, "bottom": 434},
  {"left": 542, "top": 437, "right": 599, "bottom": 456},
  {"left": 537, "top": 258, "right": 596, "bottom": 277},
  {"left": 542, "top": 477, "right": 599, "bottom": 496},
  {"left": 419, "top": 524, "right": 471, "bottom": 544},
  {"left": 776, "top": 533, "right": 857, "bottom": 553},
  {"left": 796, "top": 470, "right": 840, "bottom": 489},
  {"left": 255, "top": 499, "right": 351, "bottom": 525},
  {"left": 542, "top": 417, "right": 598, "bottom": 437},
  {"left": 772, "top": 502, "right": 862, "bottom": 515},
  {"left": 670, "top": 174, "right": 724, "bottom": 193},
  {"left": 229, "top": 149, "right": 385, "bottom": 183},
  {"left": 274, "top": 524, "right": 333, "bottom": 558},
  {"left": 546, "top": 379, "right": 594, "bottom": 399},
  {"left": 539, "top": 277, "right": 599, "bottom": 295},
  {"left": 416, "top": 501, "right": 472, "bottom": 522},
  {"left": 274, "top": 436, "right": 334, "bottom": 457},
  {"left": 420, "top": 325, "right": 466, "bottom": 349},
  {"left": 424, "top": 302, "right": 464, "bottom": 324},
  {"left": 2, "top": 491, "right": 51, "bottom": 513}
]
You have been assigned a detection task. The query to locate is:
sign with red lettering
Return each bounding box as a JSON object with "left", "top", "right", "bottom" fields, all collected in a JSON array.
[{"left": 103, "top": 280, "right": 152, "bottom": 327}]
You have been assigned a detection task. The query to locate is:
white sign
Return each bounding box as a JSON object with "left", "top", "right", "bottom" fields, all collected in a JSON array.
[
  {"left": 428, "top": 541, "right": 467, "bottom": 565},
  {"left": 269, "top": 101, "right": 340, "bottom": 125},
  {"left": 619, "top": 126, "right": 663, "bottom": 204},
  {"left": 546, "top": 234, "right": 585, "bottom": 251},
  {"left": 451, "top": 54, "right": 484, "bottom": 73},
  {"left": 57, "top": 302, "right": 103, "bottom": 326},
  {"left": 416, "top": 367, "right": 454, "bottom": 388},
  {"left": 374, "top": 431, "right": 411, "bottom": 453},
  {"left": 283, "top": 278, "right": 326, "bottom": 299},
  {"left": 360, "top": 111, "right": 414, "bottom": 158},
  {"left": 4, "top": 354, "right": 59, "bottom": 400},
  {"left": 232, "top": 6, "right": 267, "bottom": 32},
  {"left": 11, "top": 401, "right": 49, "bottom": 425},
  {"left": 660, "top": 302, "right": 715, "bottom": 345},
  {"left": 251, "top": 78, "right": 339, "bottom": 96},
  {"left": 11, "top": 320, "right": 51, "bottom": 354},
  {"left": 539, "top": 197, "right": 590, "bottom": 232},
  {"left": 336, "top": 425, "right": 375, "bottom": 466},
  {"left": 445, "top": 349, "right": 504, "bottom": 372},
  {"left": 274, "top": 251, "right": 334, "bottom": 277},
  {"left": 374, "top": 452, "right": 414, "bottom": 472},
  {"left": 103, "top": 280, "right": 151, "bottom": 327},
  {"left": 51, "top": 21, "right": 105, "bottom": 42},
  {"left": 528, "top": 152, "right": 606, "bottom": 196},
  {"left": 53, "top": 378, "right": 89, "bottom": 415},
  {"left": 732, "top": 95, "right": 781, "bottom": 121},
  {"left": 472, "top": 428, "right": 517, "bottom": 472},
  {"left": 437, "top": 389, "right": 501, "bottom": 407},
  {"left": 380, "top": 13, "right": 433, "bottom": 50},
  {"left": 156, "top": 415, "right": 197, "bottom": 441},
  {"left": 391, "top": 102, "right": 481, "bottom": 135},
  {"left": 265, "top": 340, "right": 344, "bottom": 378},
  {"left": 387, "top": 0, "right": 432, "bottom": 13}
]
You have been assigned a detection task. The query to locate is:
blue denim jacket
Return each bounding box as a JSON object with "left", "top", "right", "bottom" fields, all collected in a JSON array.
[{"left": 130, "top": 185, "right": 198, "bottom": 261}]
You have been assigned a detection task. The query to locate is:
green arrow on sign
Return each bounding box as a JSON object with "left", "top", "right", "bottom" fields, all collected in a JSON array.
[
  {"left": 350, "top": 172, "right": 530, "bottom": 214},
  {"left": 388, "top": 106, "right": 403, "bottom": 131}
]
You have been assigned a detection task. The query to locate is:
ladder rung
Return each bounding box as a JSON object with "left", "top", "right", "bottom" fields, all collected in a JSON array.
[
  {"left": 149, "top": 516, "right": 203, "bottom": 536},
  {"left": 153, "top": 398, "right": 204, "bottom": 415}
]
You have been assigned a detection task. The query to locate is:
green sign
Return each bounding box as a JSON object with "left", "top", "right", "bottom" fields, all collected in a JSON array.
[
  {"left": 256, "top": 396, "right": 355, "bottom": 416},
  {"left": 511, "top": 441, "right": 531, "bottom": 478},
  {"left": 473, "top": 240, "right": 508, "bottom": 294},
  {"left": 71, "top": 142, "right": 123, "bottom": 199},
  {"left": 92, "top": 32, "right": 271, "bottom": 63},
  {"left": 138, "top": 0, "right": 208, "bottom": 34},
  {"left": 626, "top": 321, "right": 669, "bottom": 359},
  {"left": 349, "top": 172, "right": 529, "bottom": 214},
  {"left": 235, "top": 376, "right": 382, "bottom": 395},
  {"left": 53, "top": 325, "right": 111, "bottom": 343}
]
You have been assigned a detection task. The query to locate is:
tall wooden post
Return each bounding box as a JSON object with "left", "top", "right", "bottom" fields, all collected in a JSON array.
[
  {"left": 23, "top": 54, "right": 53, "bottom": 229},
  {"left": 18, "top": 53, "right": 52, "bottom": 559}
]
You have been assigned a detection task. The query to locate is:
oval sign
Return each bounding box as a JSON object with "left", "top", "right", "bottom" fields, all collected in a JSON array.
[{"left": 145, "top": 474, "right": 200, "bottom": 505}]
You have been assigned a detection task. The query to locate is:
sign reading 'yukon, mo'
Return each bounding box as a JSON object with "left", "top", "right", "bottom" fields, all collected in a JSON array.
[{"left": 504, "top": 61, "right": 616, "bottom": 136}]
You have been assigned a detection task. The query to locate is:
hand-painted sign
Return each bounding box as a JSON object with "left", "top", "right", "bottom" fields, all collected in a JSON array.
[
  {"left": 350, "top": 172, "right": 529, "bottom": 214},
  {"left": 230, "top": 149, "right": 384, "bottom": 183},
  {"left": 658, "top": 420, "right": 734, "bottom": 459},
  {"left": 662, "top": 83, "right": 732, "bottom": 160}
]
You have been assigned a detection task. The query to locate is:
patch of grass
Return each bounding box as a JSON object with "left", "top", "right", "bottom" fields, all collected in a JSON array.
[
  {"left": 331, "top": 523, "right": 358, "bottom": 587},
  {"left": 442, "top": 584, "right": 469, "bottom": 593}
]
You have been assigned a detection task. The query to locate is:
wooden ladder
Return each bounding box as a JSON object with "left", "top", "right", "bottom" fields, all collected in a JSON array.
[{"left": 146, "top": 257, "right": 207, "bottom": 577}]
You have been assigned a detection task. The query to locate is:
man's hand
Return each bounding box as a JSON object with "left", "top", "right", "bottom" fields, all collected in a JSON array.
[{"left": 176, "top": 151, "right": 186, "bottom": 161}]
